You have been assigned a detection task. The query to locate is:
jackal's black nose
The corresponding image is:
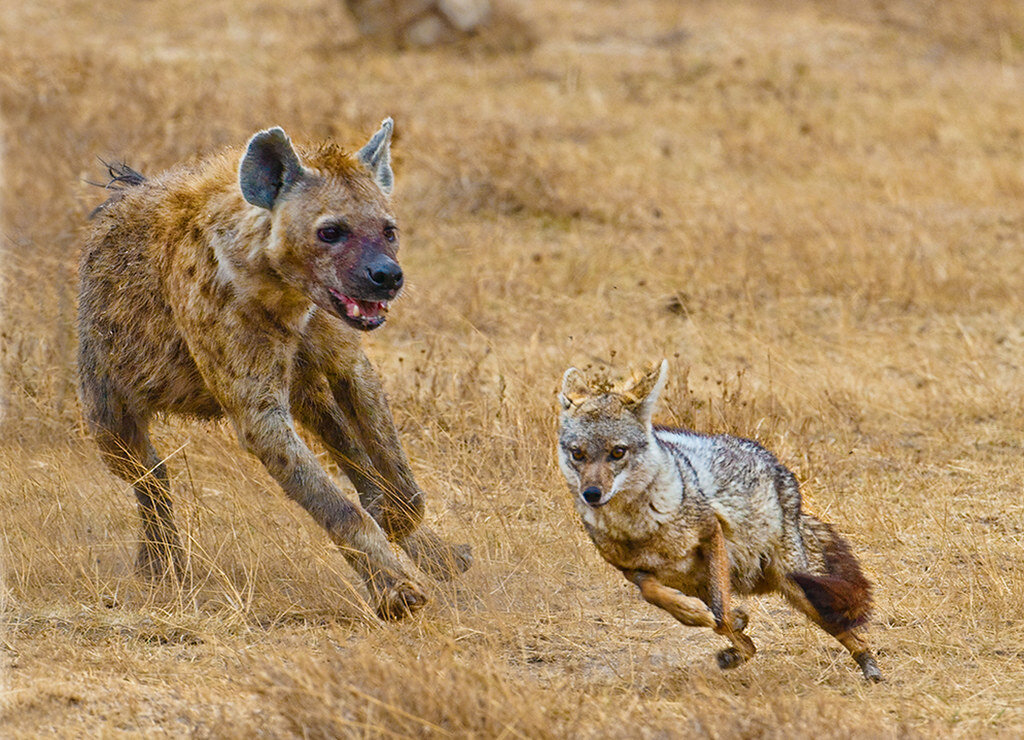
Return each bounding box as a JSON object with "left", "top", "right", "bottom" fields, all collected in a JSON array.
[
  {"left": 366, "top": 256, "right": 403, "bottom": 292},
  {"left": 582, "top": 487, "right": 603, "bottom": 506}
]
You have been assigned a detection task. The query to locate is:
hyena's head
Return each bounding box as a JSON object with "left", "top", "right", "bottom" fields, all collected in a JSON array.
[
  {"left": 556, "top": 360, "right": 668, "bottom": 509},
  {"left": 238, "top": 119, "right": 401, "bottom": 331}
]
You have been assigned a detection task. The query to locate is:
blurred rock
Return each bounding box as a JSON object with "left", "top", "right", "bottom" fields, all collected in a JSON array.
[
  {"left": 343, "top": 0, "right": 492, "bottom": 46},
  {"left": 438, "top": 0, "right": 490, "bottom": 31}
]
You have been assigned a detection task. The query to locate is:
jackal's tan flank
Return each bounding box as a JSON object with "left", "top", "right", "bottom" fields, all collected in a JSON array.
[
  {"left": 557, "top": 360, "right": 881, "bottom": 681},
  {"left": 78, "top": 120, "right": 469, "bottom": 619}
]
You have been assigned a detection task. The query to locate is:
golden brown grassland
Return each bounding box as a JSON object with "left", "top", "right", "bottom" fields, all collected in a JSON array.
[{"left": 3, "top": 0, "right": 1024, "bottom": 736}]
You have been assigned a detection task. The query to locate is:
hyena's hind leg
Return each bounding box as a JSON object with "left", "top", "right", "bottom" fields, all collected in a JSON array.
[
  {"left": 83, "top": 388, "right": 184, "bottom": 581},
  {"left": 783, "top": 517, "right": 882, "bottom": 682}
]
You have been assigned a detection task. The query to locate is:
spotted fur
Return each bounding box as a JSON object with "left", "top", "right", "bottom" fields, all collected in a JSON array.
[{"left": 78, "top": 121, "right": 470, "bottom": 619}]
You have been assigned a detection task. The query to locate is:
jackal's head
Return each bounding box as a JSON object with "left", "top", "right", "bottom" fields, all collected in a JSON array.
[
  {"left": 556, "top": 360, "right": 668, "bottom": 509},
  {"left": 238, "top": 119, "right": 401, "bottom": 331}
]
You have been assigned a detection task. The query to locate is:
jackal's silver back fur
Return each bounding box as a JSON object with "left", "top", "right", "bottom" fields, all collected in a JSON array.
[{"left": 556, "top": 360, "right": 882, "bottom": 682}]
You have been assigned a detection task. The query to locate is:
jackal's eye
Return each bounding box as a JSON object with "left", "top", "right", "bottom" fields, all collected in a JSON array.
[
  {"left": 570, "top": 447, "right": 585, "bottom": 462},
  {"left": 609, "top": 446, "right": 627, "bottom": 460},
  {"left": 383, "top": 224, "right": 397, "bottom": 243},
  {"left": 317, "top": 223, "right": 350, "bottom": 244}
]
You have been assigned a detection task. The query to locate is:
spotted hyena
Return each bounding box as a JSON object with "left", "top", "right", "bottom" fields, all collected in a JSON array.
[{"left": 78, "top": 120, "right": 470, "bottom": 618}]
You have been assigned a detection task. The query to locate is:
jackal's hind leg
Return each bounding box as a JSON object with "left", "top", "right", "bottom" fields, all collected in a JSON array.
[{"left": 782, "top": 578, "right": 882, "bottom": 682}]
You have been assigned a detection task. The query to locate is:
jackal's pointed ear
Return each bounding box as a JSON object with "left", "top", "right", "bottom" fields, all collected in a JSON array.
[
  {"left": 357, "top": 118, "right": 394, "bottom": 196},
  {"left": 559, "top": 367, "right": 591, "bottom": 410},
  {"left": 623, "top": 359, "right": 669, "bottom": 424},
  {"left": 239, "top": 127, "right": 305, "bottom": 210}
]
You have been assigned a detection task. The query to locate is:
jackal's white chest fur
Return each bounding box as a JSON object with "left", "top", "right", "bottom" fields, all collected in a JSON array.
[{"left": 577, "top": 456, "right": 712, "bottom": 588}]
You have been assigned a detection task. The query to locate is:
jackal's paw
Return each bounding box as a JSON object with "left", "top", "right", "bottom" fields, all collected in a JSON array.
[
  {"left": 716, "top": 647, "right": 749, "bottom": 670},
  {"left": 856, "top": 651, "right": 883, "bottom": 683},
  {"left": 373, "top": 578, "right": 428, "bottom": 620},
  {"left": 728, "top": 607, "right": 749, "bottom": 633},
  {"left": 715, "top": 629, "right": 756, "bottom": 670},
  {"left": 401, "top": 527, "right": 473, "bottom": 581}
]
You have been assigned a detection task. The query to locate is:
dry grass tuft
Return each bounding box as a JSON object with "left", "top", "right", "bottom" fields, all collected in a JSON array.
[{"left": 4, "top": 0, "right": 1024, "bottom": 735}]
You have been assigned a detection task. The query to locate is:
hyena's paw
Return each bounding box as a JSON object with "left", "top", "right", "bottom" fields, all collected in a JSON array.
[
  {"left": 401, "top": 526, "right": 473, "bottom": 581},
  {"left": 135, "top": 541, "right": 185, "bottom": 583},
  {"left": 376, "top": 580, "right": 428, "bottom": 620},
  {"left": 856, "top": 651, "right": 883, "bottom": 683},
  {"left": 366, "top": 573, "right": 428, "bottom": 620}
]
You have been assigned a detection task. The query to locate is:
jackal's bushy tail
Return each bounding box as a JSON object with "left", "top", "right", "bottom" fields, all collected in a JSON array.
[
  {"left": 790, "top": 516, "right": 872, "bottom": 634},
  {"left": 89, "top": 160, "right": 147, "bottom": 218}
]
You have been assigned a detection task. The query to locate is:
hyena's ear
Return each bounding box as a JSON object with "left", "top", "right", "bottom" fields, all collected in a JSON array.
[
  {"left": 623, "top": 359, "right": 669, "bottom": 425},
  {"left": 239, "top": 127, "right": 305, "bottom": 210},
  {"left": 357, "top": 117, "right": 395, "bottom": 196},
  {"left": 559, "top": 367, "right": 591, "bottom": 410}
]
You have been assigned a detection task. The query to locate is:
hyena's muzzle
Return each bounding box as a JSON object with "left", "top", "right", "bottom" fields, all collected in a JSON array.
[{"left": 328, "top": 235, "right": 404, "bottom": 331}]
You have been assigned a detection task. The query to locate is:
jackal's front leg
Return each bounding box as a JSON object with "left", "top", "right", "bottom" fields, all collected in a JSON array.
[
  {"left": 706, "top": 518, "right": 757, "bottom": 669},
  {"left": 625, "top": 570, "right": 717, "bottom": 628}
]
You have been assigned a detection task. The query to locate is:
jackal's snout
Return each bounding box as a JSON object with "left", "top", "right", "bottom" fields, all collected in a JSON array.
[{"left": 581, "top": 486, "right": 604, "bottom": 506}]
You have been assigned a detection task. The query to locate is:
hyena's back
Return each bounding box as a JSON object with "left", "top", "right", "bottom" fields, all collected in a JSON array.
[{"left": 79, "top": 156, "right": 244, "bottom": 419}]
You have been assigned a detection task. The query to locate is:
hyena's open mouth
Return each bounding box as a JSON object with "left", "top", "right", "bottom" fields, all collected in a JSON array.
[{"left": 328, "top": 288, "right": 390, "bottom": 331}]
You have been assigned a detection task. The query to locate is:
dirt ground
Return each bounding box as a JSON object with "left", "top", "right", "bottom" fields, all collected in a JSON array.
[{"left": 3, "top": 0, "right": 1024, "bottom": 736}]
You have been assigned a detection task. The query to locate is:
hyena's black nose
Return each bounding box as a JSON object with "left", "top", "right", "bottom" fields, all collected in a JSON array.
[
  {"left": 366, "top": 255, "right": 403, "bottom": 292},
  {"left": 582, "top": 487, "right": 603, "bottom": 506}
]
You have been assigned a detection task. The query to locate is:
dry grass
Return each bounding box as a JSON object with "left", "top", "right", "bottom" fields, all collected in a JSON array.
[{"left": 3, "top": 0, "right": 1024, "bottom": 736}]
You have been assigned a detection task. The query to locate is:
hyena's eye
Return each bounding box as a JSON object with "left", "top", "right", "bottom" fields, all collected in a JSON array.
[
  {"left": 609, "top": 446, "right": 627, "bottom": 460},
  {"left": 317, "top": 223, "right": 351, "bottom": 244},
  {"left": 383, "top": 224, "right": 398, "bottom": 243},
  {"left": 570, "top": 447, "right": 585, "bottom": 462}
]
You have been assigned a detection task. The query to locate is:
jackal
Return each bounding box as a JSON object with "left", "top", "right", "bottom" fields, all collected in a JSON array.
[
  {"left": 556, "top": 360, "right": 881, "bottom": 681},
  {"left": 78, "top": 120, "right": 470, "bottom": 619}
]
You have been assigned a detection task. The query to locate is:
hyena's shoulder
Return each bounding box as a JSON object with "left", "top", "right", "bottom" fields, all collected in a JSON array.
[
  {"left": 82, "top": 151, "right": 250, "bottom": 294},
  {"left": 88, "top": 150, "right": 243, "bottom": 233}
]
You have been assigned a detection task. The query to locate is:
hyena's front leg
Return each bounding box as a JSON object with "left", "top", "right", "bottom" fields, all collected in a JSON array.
[
  {"left": 235, "top": 402, "right": 427, "bottom": 618},
  {"left": 301, "top": 334, "right": 471, "bottom": 579},
  {"left": 705, "top": 518, "right": 757, "bottom": 669}
]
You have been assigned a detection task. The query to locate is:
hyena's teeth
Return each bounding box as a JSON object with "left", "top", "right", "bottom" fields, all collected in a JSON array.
[
  {"left": 379, "top": 301, "right": 390, "bottom": 314},
  {"left": 350, "top": 304, "right": 361, "bottom": 318}
]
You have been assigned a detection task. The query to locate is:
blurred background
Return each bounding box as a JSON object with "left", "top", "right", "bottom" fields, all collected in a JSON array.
[{"left": 2, "top": 0, "right": 1024, "bottom": 735}]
